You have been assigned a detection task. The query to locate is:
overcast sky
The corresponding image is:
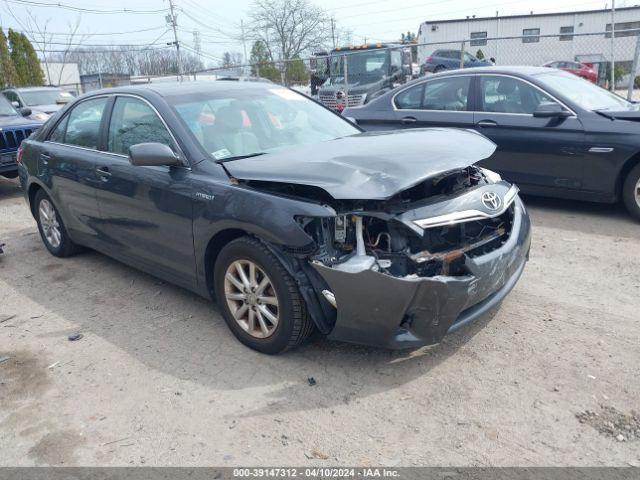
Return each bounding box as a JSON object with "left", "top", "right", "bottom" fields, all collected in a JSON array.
[{"left": 0, "top": 0, "right": 621, "bottom": 64}]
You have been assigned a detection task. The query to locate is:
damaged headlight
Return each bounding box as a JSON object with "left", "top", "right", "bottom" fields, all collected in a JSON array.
[{"left": 481, "top": 168, "right": 502, "bottom": 184}]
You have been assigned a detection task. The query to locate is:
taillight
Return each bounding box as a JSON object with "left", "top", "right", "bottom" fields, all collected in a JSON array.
[
  {"left": 16, "top": 145, "right": 23, "bottom": 164},
  {"left": 426, "top": 56, "right": 433, "bottom": 62}
]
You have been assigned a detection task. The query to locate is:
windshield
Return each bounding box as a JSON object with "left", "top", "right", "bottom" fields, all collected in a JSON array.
[
  {"left": 0, "top": 95, "right": 18, "bottom": 116},
  {"left": 170, "top": 87, "right": 360, "bottom": 161},
  {"left": 329, "top": 50, "right": 389, "bottom": 83},
  {"left": 535, "top": 70, "right": 633, "bottom": 111},
  {"left": 21, "top": 89, "right": 72, "bottom": 106}
]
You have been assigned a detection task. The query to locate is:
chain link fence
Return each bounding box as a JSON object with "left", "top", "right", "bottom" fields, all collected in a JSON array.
[{"left": 59, "top": 29, "right": 640, "bottom": 108}]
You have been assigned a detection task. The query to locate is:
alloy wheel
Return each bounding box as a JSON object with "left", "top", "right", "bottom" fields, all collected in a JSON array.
[
  {"left": 38, "top": 199, "right": 61, "bottom": 249},
  {"left": 223, "top": 259, "right": 279, "bottom": 338},
  {"left": 635, "top": 177, "right": 640, "bottom": 208}
]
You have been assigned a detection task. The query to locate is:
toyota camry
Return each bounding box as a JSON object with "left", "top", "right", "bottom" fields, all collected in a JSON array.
[{"left": 17, "top": 82, "right": 531, "bottom": 354}]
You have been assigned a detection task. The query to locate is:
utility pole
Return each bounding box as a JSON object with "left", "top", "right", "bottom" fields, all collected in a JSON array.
[
  {"left": 610, "top": 0, "right": 616, "bottom": 91},
  {"left": 331, "top": 17, "right": 336, "bottom": 48},
  {"left": 167, "top": 0, "right": 183, "bottom": 81},
  {"left": 240, "top": 20, "right": 249, "bottom": 77}
]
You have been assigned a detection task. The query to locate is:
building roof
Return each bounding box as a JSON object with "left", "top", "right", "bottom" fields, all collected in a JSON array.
[{"left": 422, "top": 6, "right": 640, "bottom": 26}]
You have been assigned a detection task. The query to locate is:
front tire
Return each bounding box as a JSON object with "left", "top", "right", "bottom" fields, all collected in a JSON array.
[
  {"left": 214, "top": 237, "right": 314, "bottom": 354},
  {"left": 622, "top": 163, "right": 640, "bottom": 221},
  {"left": 34, "top": 189, "right": 81, "bottom": 257}
]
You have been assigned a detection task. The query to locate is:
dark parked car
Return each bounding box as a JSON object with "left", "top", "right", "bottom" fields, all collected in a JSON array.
[
  {"left": 0, "top": 95, "right": 42, "bottom": 179},
  {"left": 344, "top": 66, "right": 640, "bottom": 220},
  {"left": 18, "top": 82, "right": 530, "bottom": 353},
  {"left": 421, "top": 49, "right": 492, "bottom": 74}
]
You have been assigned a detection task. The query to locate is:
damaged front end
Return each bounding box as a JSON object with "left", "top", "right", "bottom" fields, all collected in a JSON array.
[
  {"left": 285, "top": 166, "right": 531, "bottom": 349},
  {"left": 224, "top": 130, "right": 531, "bottom": 349}
]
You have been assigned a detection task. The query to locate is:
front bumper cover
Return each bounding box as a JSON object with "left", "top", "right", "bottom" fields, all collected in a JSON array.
[{"left": 311, "top": 197, "right": 531, "bottom": 349}]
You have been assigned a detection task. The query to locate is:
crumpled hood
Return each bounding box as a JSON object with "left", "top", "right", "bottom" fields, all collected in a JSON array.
[{"left": 223, "top": 128, "right": 496, "bottom": 200}]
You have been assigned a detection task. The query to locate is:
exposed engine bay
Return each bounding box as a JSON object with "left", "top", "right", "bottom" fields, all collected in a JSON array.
[{"left": 293, "top": 166, "right": 515, "bottom": 279}]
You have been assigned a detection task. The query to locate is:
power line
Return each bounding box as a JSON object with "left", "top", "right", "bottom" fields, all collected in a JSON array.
[
  {"left": 3, "top": 0, "right": 169, "bottom": 14},
  {"left": 13, "top": 26, "right": 168, "bottom": 37}
]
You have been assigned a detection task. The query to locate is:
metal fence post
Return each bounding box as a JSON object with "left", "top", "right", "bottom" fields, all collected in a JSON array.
[
  {"left": 460, "top": 41, "right": 465, "bottom": 69},
  {"left": 343, "top": 54, "right": 349, "bottom": 105},
  {"left": 628, "top": 35, "right": 640, "bottom": 101}
]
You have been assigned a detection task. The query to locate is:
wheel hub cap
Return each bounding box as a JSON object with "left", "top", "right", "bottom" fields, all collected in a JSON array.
[
  {"left": 635, "top": 178, "right": 640, "bottom": 207},
  {"left": 38, "top": 199, "right": 61, "bottom": 249},
  {"left": 223, "top": 259, "right": 279, "bottom": 339}
]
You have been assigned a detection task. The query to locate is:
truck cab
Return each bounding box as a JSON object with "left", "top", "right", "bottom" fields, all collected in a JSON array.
[{"left": 318, "top": 44, "right": 411, "bottom": 112}]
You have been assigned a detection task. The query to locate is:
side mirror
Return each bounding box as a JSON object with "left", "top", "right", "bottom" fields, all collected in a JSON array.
[
  {"left": 19, "top": 107, "right": 32, "bottom": 117},
  {"left": 128, "top": 143, "right": 181, "bottom": 167},
  {"left": 56, "top": 95, "right": 71, "bottom": 105},
  {"left": 533, "top": 102, "right": 572, "bottom": 118},
  {"left": 11, "top": 101, "right": 20, "bottom": 108}
]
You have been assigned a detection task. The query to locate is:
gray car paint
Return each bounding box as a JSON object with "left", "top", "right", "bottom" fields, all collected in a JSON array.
[
  {"left": 223, "top": 128, "right": 496, "bottom": 200},
  {"left": 19, "top": 81, "right": 531, "bottom": 350}
]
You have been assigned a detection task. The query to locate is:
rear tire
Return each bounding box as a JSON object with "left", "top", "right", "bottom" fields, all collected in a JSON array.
[
  {"left": 34, "top": 189, "right": 81, "bottom": 257},
  {"left": 622, "top": 163, "right": 640, "bottom": 221},
  {"left": 214, "top": 237, "right": 314, "bottom": 354}
]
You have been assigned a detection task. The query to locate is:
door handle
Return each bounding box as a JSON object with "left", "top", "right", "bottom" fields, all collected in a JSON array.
[
  {"left": 96, "top": 166, "right": 111, "bottom": 180},
  {"left": 476, "top": 120, "right": 498, "bottom": 128},
  {"left": 401, "top": 116, "right": 417, "bottom": 125},
  {"left": 40, "top": 153, "right": 51, "bottom": 164}
]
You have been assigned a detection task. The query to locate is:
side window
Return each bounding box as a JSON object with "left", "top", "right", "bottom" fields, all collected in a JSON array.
[
  {"left": 4, "top": 91, "right": 20, "bottom": 106},
  {"left": 49, "top": 115, "right": 69, "bottom": 143},
  {"left": 394, "top": 84, "right": 424, "bottom": 109},
  {"left": 422, "top": 76, "right": 471, "bottom": 111},
  {"left": 61, "top": 97, "right": 108, "bottom": 149},
  {"left": 107, "top": 96, "right": 174, "bottom": 155},
  {"left": 480, "top": 76, "right": 556, "bottom": 114}
]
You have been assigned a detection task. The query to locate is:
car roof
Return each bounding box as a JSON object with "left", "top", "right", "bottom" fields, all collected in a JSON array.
[
  {"left": 428, "top": 65, "right": 554, "bottom": 77},
  {"left": 10, "top": 86, "right": 64, "bottom": 92},
  {"left": 85, "top": 80, "right": 277, "bottom": 98}
]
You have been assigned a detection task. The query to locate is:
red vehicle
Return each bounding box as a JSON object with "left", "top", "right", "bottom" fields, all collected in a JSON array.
[{"left": 543, "top": 60, "right": 598, "bottom": 83}]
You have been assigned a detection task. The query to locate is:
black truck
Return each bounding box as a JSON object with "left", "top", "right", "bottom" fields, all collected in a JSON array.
[{"left": 318, "top": 43, "right": 412, "bottom": 112}]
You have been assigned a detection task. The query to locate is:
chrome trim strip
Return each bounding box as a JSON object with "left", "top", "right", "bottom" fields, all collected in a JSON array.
[
  {"left": 588, "top": 147, "right": 614, "bottom": 153},
  {"left": 414, "top": 185, "right": 519, "bottom": 229}
]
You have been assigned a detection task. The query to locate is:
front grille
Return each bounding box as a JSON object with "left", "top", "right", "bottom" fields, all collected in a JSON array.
[
  {"left": 410, "top": 205, "right": 515, "bottom": 276},
  {"left": 0, "top": 126, "right": 37, "bottom": 153},
  {"left": 318, "top": 93, "right": 365, "bottom": 110}
]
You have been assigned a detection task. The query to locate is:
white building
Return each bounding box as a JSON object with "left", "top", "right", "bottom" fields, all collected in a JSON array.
[
  {"left": 417, "top": 6, "right": 640, "bottom": 71},
  {"left": 42, "top": 62, "right": 80, "bottom": 87}
]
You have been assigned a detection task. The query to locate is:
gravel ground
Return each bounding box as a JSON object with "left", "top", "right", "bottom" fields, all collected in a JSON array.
[{"left": 0, "top": 176, "right": 639, "bottom": 467}]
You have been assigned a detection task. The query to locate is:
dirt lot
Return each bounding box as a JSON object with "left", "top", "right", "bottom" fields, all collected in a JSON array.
[{"left": 0, "top": 176, "right": 639, "bottom": 467}]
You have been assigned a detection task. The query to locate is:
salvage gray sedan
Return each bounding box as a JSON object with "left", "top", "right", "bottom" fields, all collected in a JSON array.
[{"left": 17, "top": 81, "right": 531, "bottom": 354}]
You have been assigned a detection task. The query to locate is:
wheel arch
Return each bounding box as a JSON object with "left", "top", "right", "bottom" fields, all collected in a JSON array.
[
  {"left": 27, "top": 182, "right": 44, "bottom": 219},
  {"left": 203, "top": 228, "right": 249, "bottom": 299},
  {"left": 617, "top": 152, "right": 640, "bottom": 199}
]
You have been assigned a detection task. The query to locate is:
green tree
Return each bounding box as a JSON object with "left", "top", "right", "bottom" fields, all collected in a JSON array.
[
  {"left": 249, "top": 40, "right": 279, "bottom": 81},
  {"left": 21, "top": 32, "right": 44, "bottom": 85},
  {"left": 0, "top": 28, "right": 18, "bottom": 87},
  {"left": 476, "top": 49, "right": 485, "bottom": 60},
  {"left": 285, "top": 56, "right": 307, "bottom": 84},
  {"left": 8, "top": 29, "right": 44, "bottom": 86}
]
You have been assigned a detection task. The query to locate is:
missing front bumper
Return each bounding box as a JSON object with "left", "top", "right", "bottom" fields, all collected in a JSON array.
[{"left": 311, "top": 198, "right": 531, "bottom": 349}]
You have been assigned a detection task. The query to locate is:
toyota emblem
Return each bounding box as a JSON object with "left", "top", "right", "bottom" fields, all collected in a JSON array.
[{"left": 481, "top": 191, "right": 502, "bottom": 211}]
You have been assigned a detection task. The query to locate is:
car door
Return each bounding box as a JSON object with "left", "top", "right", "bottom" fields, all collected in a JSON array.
[
  {"left": 393, "top": 75, "right": 475, "bottom": 129},
  {"left": 473, "top": 74, "right": 586, "bottom": 192},
  {"left": 41, "top": 96, "right": 109, "bottom": 244},
  {"left": 93, "top": 94, "right": 196, "bottom": 288}
]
